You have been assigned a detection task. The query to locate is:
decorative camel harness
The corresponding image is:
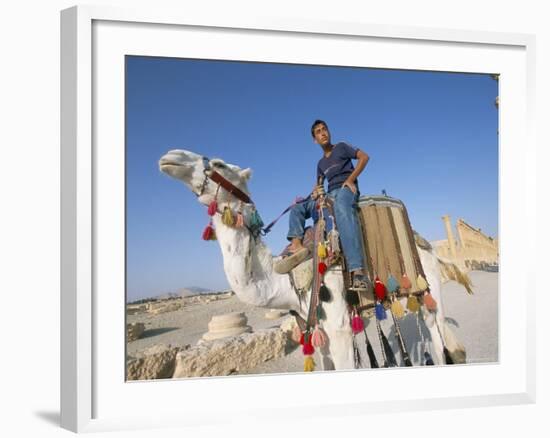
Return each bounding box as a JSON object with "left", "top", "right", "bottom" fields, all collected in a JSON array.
[{"left": 196, "top": 156, "right": 455, "bottom": 370}]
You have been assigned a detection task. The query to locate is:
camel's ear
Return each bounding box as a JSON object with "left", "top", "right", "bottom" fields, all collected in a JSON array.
[{"left": 239, "top": 168, "right": 253, "bottom": 181}]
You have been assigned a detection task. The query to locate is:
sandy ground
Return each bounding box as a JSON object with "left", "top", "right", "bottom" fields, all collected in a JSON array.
[{"left": 127, "top": 270, "right": 498, "bottom": 374}]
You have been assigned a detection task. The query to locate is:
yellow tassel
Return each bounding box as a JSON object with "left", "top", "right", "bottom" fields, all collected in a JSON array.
[
  {"left": 222, "top": 206, "right": 234, "bottom": 226},
  {"left": 416, "top": 274, "right": 429, "bottom": 291},
  {"left": 391, "top": 298, "right": 405, "bottom": 319},
  {"left": 406, "top": 295, "right": 420, "bottom": 313},
  {"left": 304, "top": 356, "right": 315, "bottom": 372},
  {"left": 317, "top": 242, "right": 327, "bottom": 259}
]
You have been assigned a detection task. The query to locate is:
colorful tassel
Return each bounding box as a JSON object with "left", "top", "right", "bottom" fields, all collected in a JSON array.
[
  {"left": 302, "top": 333, "right": 315, "bottom": 355},
  {"left": 423, "top": 292, "right": 438, "bottom": 311},
  {"left": 221, "top": 206, "right": 234, "bottom": 226},
  {"left": 304, "top": 356, "right": 315, "bottom": 372},
  {"left": 380, "top": 328, "right": 398, "bottom": 367},
  {"left": 207, "top": 200, "right": 218, "bottom": 216},
  {"left": 375, "top": 302, "right": 387, "bottom": 320},
  {"left": 319, "top": 284, "right": 331, "bottom": 302},
  {"left": 391, "top": 298, "right": 405, "bottom": 319},
  {"left": 406, "top": 295, "right": 420, "bottom": 313},
  {"left": 202, "top": 222, "right": 216, "bottom": 241},
  {"left": 416, "top": 274, "right": 429, "bottom": 291},
  {"left": 400, "top": 273, "right": 412, "bottom": 290},
  {"left": 364, "top": 332, "right": 380, "bottom": 368},
  {"left": 235, "top": 212, "right": 244, "bottom": 228},
  {"left": 317, "top": 242, "right": 327, "bottom": 259},
  {"left": 311, "top": 325, "right": 327, "bottom": 348},
  {"left": 249, "top": 209, "right": 264, "bottom": 229},
  {"left": 291, "top": 325, "right": 302, "bottom": 343},
  {"left": 318, "top": 262, "right": 327, "bottom": 275},
  {"left": 345, "top": 290, "right": 360, "bottom": 306},
  {"left": 352, "top": 336, "right": 362, "bottom": 368},
  {"left": 351, "top": 313, "right": 364, "bottom": 334},
  {"left": 444, "top": 346, "right": 454, "bottom": 364},
  {"left": 374, "top": 276, "right": 386, "bottom": 300},
  {"left": 387, "top": 274, "right": 399, "bottom": 293},
  {"left": 424, "top": 351, "right": 435, "bottom": 366},
  {"left": 316, "top": 303, "right": 326, "bottom": 321}
]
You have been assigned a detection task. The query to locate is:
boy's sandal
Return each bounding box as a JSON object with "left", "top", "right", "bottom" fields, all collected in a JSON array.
[{"left": 349, "top": 274, "right": 372, "bottom": 292}]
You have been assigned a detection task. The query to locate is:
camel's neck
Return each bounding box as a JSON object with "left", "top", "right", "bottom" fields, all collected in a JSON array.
[{"left": 212, "top": 215, "right": 300, "bottom": 310}]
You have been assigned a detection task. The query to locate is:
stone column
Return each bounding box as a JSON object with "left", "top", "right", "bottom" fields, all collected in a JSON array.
[
  {"left": 201, "top": 312, "right": 252, "bottom": 341},
  {"left": 456, "top": 220, "right": 467, "bottom": 251},
  {"left": 442, "top": 215, "right": 457, "bottom": 259}
]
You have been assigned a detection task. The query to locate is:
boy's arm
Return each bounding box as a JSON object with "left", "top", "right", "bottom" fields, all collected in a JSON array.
[{"left": 342, "top": 149, "right": 369, "bottom": 193}]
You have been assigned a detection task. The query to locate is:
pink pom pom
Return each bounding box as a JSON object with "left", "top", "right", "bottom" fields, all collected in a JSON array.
[
  {"left": 400, "top": 273, "right": 412, "bottom": 290},
  {"left": 351, "top": 314, "right": 364, "bottom": 334},
  {"left": 311, "top": 326, "right": 327, "bottom": 348},
  {"left": 207, "top": 200, "right": 217, "bottom": 216},
  {"left": 235, "top": 212, "right": 244, "bottom": 228},
  {"left": 202, "top": 223, "right": 215, "bottom": 240},
  {"left": 423, "top": 292, "right": 438, "bottom": 311}
]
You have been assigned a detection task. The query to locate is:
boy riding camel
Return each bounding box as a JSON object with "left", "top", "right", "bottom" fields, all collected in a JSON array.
[{"left": 274, "top": 119, "right": 371, "bottom": 291}]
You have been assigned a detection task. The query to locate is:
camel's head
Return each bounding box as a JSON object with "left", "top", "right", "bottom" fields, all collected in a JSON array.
[{"left": 159, "top": 149, "right": 253, "bottom": 206}]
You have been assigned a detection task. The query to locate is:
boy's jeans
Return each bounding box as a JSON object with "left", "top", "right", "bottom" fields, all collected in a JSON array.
[{"left": 286, "top": 186, "right": 366, "bottom": 272}]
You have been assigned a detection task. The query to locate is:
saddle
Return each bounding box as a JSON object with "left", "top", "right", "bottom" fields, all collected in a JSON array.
[
  {"left": 355, "top": 194, "right": 430, "bottom": 313},
  {"left": 278, "top": 194, "right": 430, "bottom": 317}
]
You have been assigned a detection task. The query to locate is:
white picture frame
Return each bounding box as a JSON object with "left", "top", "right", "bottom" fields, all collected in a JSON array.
[{"left": 60, "top": 4, "right": 536, "bottom": 433}]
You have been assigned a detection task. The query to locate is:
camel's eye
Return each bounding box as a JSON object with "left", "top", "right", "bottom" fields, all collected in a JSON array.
[{"left": 211, "top": 161, "right": 227, "bottom": 169}]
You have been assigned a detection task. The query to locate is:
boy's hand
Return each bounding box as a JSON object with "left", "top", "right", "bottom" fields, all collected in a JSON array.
[
  {"left": 342, "top": 179, "right": 357, "bottom": 194},
  {"left": 312, "top": 185, "right": 325, "bottom": 199}
]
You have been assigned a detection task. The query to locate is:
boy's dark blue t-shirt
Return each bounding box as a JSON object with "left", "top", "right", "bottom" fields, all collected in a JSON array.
[{"left": 317, "top": 142, "right": 359, "bottom": 193}]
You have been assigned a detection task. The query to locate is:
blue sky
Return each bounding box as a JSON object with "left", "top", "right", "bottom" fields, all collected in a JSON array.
[{"left": 126, "top": 56, "right": 498, "bottom": 301}]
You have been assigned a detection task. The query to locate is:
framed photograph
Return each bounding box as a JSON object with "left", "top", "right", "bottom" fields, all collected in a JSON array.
[{"left": 61, "top": 5, "right": 536, "bottom": 433}]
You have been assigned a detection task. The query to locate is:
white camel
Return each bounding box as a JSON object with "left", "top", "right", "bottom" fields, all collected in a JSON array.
[{"left": 159, "top": 149, "right": 468, "bottom": 370}]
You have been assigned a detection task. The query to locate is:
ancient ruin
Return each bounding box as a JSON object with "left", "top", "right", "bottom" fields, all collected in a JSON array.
[
  {"left": 201, "top": 312, "right": 252, "bottom": 341},
  {"left": 173, "top": 328, "right": 288, "bottom": 378},
  {"left": 127, "top": 322, "right": 145, "bottom": 342},
  {"left": 264, "top": 309, "right": 287, "bottom": 320},
  {"left": 431, "top": 215, "right": 498, "bottom": 270}
]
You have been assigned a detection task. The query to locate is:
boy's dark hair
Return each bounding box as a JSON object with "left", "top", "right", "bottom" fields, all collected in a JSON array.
[{"left": 311, "top": 119, "right": 328, "bottom": 138}]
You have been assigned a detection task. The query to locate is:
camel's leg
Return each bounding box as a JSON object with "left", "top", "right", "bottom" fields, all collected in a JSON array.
[
  {"left": 418, "top": 248, "right": 448, "bottom": 365},
  {"left": 320, "top": 272, "right": 355, "bottom": 370},
  {"left": 318, "top": 344, "right": 336, "bottom": 370},
  {"left": 424, "top": 310, "right": 445, "bottom": 365},
  {"left": 325, "top": 326, "right": 355, "bottom": 370}
]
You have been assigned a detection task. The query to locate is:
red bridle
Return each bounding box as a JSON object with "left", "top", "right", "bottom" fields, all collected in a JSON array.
[{"left": 206, "top": 170, "right": 253, "bottom": 205}]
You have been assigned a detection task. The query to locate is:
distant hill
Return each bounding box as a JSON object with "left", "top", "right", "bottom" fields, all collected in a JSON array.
[
  {"left": 177, "top": 286, "right": 213, "bottom": 297},
  {"left": 128, "top": 286, "right": 217, "bottom": 304}
]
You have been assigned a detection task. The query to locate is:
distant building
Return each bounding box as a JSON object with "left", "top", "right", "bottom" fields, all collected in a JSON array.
[{"left": 431, "top": 215, "right": 498, "bottom": 270}]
